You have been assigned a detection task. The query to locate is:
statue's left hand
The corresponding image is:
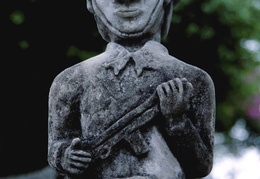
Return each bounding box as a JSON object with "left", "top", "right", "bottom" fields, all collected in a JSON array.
[
  {"left": 156, "top": 78, "right": 193, "bottom": 120},
  {"left": 61, "top": 138, "right": 92, "bottom": 175}
]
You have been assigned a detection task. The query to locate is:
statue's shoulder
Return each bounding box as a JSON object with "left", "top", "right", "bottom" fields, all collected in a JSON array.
[
  {"left": 50, "top": 52, "right": 109, "bottom": 94},
  {"left": 54, "top": 52, "right": 107, "bottom": 82},
  {"left": 185, "top": 63, "right": 214, "bottom": 89},
  {"left": 51, "top": 63, "right": 83, "bottom": 87},
  {"left": 178, "top": 58, "right": 215, "bottom": 96},
  {"left": 164, "top": 55, "right": 214, "bottom": 88},
  {"left": 49, "top": 63, "right": 83, "bottom": 97}
]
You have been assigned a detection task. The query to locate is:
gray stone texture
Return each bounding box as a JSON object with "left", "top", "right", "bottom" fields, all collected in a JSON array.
[{"left": 48, "top": 0, "right": 215, "bottom": 178}]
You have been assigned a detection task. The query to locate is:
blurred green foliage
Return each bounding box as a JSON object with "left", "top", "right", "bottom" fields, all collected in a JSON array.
[
  {"left": 171, "top": 0, "right": 260, "bottom": 134},
  {"left": 10, "top": 11, "right": 25, "bottom": 25},
  {"left": 19, "top": 40, "right": 30, "bottom": 49},
  {"left": 67, "top": 46, "right": 99, "bottom": 60}
]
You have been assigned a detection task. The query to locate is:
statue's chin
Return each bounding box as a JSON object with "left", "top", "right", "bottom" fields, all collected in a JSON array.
[
  {"left": 116, "top": 29, "right": 147, "bottom": 39},
  {"left": 94, "top": 0, "right": 164, "bottom": 42}
]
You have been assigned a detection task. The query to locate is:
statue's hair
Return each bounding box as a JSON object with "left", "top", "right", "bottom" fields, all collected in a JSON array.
[{"left": 86, "top": 0, "right": 178, "bottom": 41}]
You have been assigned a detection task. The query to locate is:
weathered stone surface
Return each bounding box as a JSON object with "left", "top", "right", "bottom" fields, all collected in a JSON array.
[{"left": 48, "top": 0, "right": 215, "bottom": 178}]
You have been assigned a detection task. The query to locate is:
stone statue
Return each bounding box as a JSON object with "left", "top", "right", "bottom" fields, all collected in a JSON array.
[{"left": 48, "top": 0, "right": 215, "bottom": 178}]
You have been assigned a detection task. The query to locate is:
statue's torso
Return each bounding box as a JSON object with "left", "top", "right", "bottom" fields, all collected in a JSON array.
[
  {"left": 76, "top": 58, "right": 187, "bottom": 178},
  {"left": 49, "top": 41, "right": 215, "bottom": 179}
]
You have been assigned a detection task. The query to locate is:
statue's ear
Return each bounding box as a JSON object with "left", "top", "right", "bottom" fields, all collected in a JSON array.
[
  {"left": 86, "top": 0, "right": 94, "bottom": 14},
  {"left": 161, "top": 0, "right": 173, "bottom": 40}
]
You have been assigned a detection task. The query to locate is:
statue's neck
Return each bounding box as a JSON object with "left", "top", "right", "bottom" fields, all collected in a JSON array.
[{"left": 111, "top": 33, "right": 161, "bottom": 52}]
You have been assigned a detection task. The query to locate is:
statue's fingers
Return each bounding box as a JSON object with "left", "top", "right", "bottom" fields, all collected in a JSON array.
[
  {"left": 71, "top": 138, "right": 81, "bottom": 149},
  {"left": 156, "top": 84, "right": 166, "bottom": 98},
  {"left": 71, "top": 155, "right": 92, "bottom": 164},
  {"left": 169, "top": 80, "right": 176, "bottom": 93},
  {"left": 162, "top": 82, "right": 171, "bottom": 95},
  {"left": 181, "top": 78, "right": 188, "bottom": 83},
  {"left": 187, "top": 82, "right": 193, "bottom": 90},
  {"left": 186, "top": 82, "right": 193, "bottom": 94},
  {"left": 181, "top": 78, "right": 188, "bottom": 91},
  {"left": 71, "top": 150, "right": 91, "bottom": 158},
  {"left": 184, "top": 81, "right": 193, "bottom": 96},
  {"left": 181, "top": 78, "right": 193, "bottom": 92},
  {"left": 181, "top": 78, "right": 191, "bottom": 94},
  {"left": 181, "top": 80, "right": 193, "bottom": 105},
  {"left": 67, "top": 165, "right": 84, "bottom": 174},
  {"left": 71, "top": 150, "right": 91, "bottom": 157},
  {"left": 70, "top": 161, "right": 86, "bottom": 168},
  {"left": 174, "top": 78, "right": 183, "bottom": 94}
]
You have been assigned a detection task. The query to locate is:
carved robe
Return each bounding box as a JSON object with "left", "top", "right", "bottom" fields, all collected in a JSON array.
[{"left": 48, "top": 41, "right": 215, "bottom": 179}]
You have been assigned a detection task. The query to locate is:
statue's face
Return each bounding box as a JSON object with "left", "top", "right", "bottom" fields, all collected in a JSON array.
[{"left": 93, "top": 0, "right": 162, "bottom": 36}]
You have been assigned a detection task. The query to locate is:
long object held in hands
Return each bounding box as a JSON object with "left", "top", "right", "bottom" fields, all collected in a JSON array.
[{"left": 81, "top": 92, "right": 159, "bottom": 160}]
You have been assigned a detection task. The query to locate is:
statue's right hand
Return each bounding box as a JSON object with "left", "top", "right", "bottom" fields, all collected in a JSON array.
[{"left": 61, "top": 138, "right": 92, "bottom": 175}]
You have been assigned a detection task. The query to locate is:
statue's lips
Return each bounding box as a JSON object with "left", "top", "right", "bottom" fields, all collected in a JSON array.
[{"left": 114, "top": 9, "right": 142, "bottom": 18}]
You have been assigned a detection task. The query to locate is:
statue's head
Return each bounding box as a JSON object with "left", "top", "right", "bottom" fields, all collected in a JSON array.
[{"left": 86, "top": 0, "right": 179, "bottom": 42}]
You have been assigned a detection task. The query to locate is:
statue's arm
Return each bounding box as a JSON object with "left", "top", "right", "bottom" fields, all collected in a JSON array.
[
  {"left": 158, "top": 71, "right": 215, "bottom": 178},
  {"left": 48, "top": 69, "right": 82, "bottom": 174}
]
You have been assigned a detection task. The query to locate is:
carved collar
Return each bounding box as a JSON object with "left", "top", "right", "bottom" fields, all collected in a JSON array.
[{"left": 102, "top": 41, "right": 169, "bottom": 76}]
